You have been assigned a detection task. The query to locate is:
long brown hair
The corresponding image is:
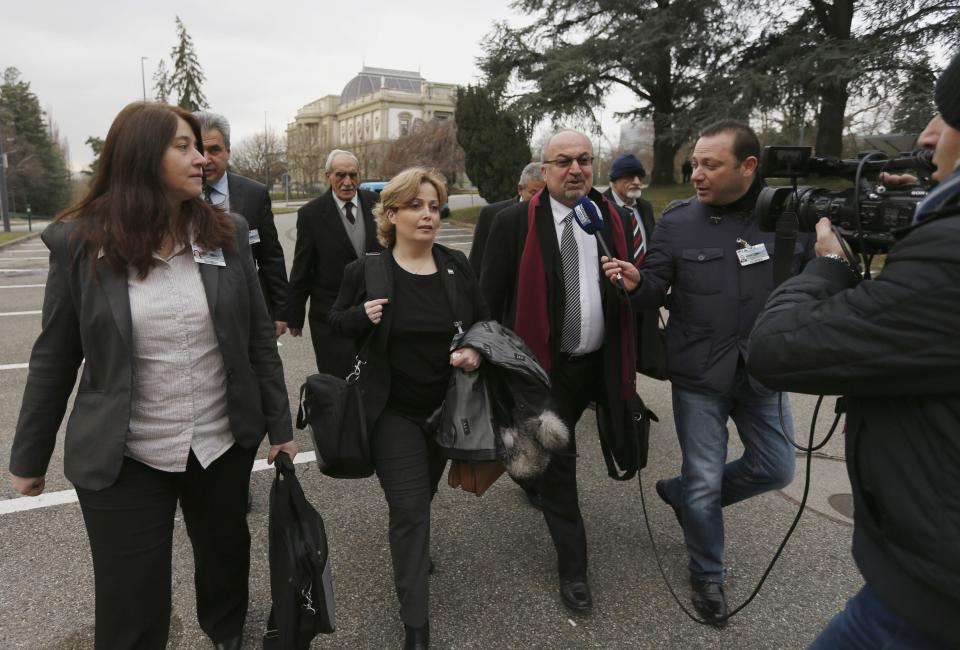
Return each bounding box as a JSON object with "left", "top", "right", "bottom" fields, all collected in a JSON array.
[{"left": 60, "top": 102, "right": 235, "bottom": 278}]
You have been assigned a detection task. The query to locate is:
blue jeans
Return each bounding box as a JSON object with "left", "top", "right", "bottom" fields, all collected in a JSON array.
[
  {"left": 808, "top": 584, "right": 952, "bottom": 649},
  {"left": 660, "top": 370, "right": 795, "bottom": 582}
]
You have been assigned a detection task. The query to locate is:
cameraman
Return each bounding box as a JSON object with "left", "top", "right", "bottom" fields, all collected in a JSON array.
[{"left": 748, "top": 54, "right": 960, "bottom": 648}]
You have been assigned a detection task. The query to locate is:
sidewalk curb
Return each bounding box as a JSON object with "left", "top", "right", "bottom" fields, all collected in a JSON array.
[{"left": 0, "top": 230, "right": 43, "bottom": 251}]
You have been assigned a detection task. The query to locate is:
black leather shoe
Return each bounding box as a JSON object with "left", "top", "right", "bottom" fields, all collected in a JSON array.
[
  {"left": 690, "top": 578, "right": 728, "bottom": 628},
  {"left": 655, "top": 479, "right": 682, "bottom": 528},
  {"left": 404, "top": 622, "right": 429, "bottom": 649},
  {"left": 559, "top": 580, "right": 593, "bottom": 612},
  {"left": 213, "top": 635, "right": 242, "bottom": 650}
]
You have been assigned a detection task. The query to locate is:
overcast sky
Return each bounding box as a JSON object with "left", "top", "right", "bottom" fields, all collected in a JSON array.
[{"left": 2, "top": 0, "right": 634, "bottom": 172}]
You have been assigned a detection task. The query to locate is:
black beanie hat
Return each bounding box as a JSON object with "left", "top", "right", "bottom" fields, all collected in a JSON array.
[{"left": 936, "top": 53, "right": 960, "bottom": 130}]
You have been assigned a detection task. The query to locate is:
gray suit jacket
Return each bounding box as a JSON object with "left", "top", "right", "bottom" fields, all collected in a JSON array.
[{"left": 9, "top": 215, "right": 293, "bottom": 491}]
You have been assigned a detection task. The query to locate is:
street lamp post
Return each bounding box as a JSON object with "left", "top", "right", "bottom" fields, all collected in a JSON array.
[
  {"left": 0, "top": 128, "right": 11, "bottom": 233},
  {"left": 140, "top": 56, "right": 148, "bottom": 101}
]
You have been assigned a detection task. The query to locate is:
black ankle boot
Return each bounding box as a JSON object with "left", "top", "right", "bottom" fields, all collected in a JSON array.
[{"left": 403, "top": 622, "right": 429, "bottom": 649}]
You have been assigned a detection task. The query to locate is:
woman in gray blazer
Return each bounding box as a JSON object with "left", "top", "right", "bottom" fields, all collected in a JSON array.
[{"left": 8, "top": 102, "right": 297, "bottom": 650}]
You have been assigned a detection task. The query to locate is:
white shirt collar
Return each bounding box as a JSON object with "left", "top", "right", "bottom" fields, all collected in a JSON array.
[
  {"left": 209, "top": 172, "right": 229, "bottom": 197},
  {"left": 549, "top": 194, "right": 575, "bottom": 226},
  {"left": 333, "top": 193, "right": 356, "bottom": 212}
]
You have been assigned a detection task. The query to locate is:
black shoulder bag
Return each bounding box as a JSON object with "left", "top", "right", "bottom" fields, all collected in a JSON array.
[{"left": 296, "top": 254, "right": 387, "bottom": 479}]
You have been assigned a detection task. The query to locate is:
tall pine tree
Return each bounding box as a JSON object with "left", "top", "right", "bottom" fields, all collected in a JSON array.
[
  {"left": 169, "top": 16, "right": 208, "bottom": 111},
  {"left": 455, "top": 85, "right": 532, "bottom": 202},
  {"left": 0, "top": 67, "right": 71, "bottom": 216}
]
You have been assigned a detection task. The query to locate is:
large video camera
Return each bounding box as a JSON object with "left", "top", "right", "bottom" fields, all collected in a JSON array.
[{"left": 755, "top": 146, "right": 935, "bottom": 253}]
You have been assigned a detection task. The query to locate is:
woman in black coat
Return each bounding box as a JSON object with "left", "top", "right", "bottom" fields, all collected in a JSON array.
[{"left": 328, "top": 167, "right": 488, "bottom": 649}]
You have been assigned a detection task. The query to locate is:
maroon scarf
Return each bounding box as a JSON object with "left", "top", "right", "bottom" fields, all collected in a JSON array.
[{"left": 514, "top": 189, "right": 636, "bottom": 399}]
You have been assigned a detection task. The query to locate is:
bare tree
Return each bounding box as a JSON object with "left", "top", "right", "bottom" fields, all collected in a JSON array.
[
  {"left": 230, "top": 129, "right": 286, "bottom": 189},
  {"left": 286, "top": 126, "right": 324, "bottom": 191},
  {"left": 379, "top": 119, "right": 465, "bottom": 187}
]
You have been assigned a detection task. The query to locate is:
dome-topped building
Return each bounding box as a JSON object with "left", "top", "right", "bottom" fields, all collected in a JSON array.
[
  {"left": 287, "top": 66, "right": 457, "bottom": 189},
  {"left": 339, "top": 67, "right": 424, "bottom": 104}
]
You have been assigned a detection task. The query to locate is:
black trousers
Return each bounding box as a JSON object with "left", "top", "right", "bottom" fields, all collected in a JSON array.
[
  {"left": 75, "top": 444, "right": 257, "bottom": 649},
  {"left": 309, "top": 317, "right": 358, "bottom": 378},
  {"left": 371, "top": 408, "right": 447, "bottom": 627},
  {"left": 540, "top": 350, "right": 604, "bottom": 583}
]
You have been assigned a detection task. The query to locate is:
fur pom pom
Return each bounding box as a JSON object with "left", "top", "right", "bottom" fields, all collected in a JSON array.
[{"left": 533, "top": 410, "right": 569, "bottom": 451}]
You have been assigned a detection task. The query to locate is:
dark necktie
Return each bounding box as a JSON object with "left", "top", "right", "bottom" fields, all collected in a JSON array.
[
  {"left": 202, "top": 185, "right": 212, "bottom": 204},
  {"left": 559, "top": 213, "right": 581, "bottom": 353},
  {"left": 344, "top": 201, "right": 356, "bottom": 225}
]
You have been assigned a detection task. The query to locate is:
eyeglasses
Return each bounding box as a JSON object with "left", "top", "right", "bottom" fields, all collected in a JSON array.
[{"left": 543, "top": 155, "right": 594, "bottom": 169}]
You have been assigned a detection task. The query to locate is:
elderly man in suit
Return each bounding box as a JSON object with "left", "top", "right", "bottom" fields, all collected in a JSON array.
[
  {"left": 603, "top": 154, "right": 664, "bottom": 379},
  {"left": 468, "top": 161, "right": 546, "bottom": 276},
  {"left": 195, "top": 111, "right": 290, "bottom": 338},
  {"left": 288, "top": 149, "right": 383, "bottom": 376},
  {"left": 481, "top": 130, "right": 638, "bottom": 614}
]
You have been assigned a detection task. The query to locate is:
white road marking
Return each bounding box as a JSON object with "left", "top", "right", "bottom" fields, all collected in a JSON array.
[
  {"left": 0, "top": 269, "right": 45, "bottom": 274},
  {"left": 0, "top": 451, "right": 318, "bottom": 515},
  {"left": 0, "top": 284, "right": 45, "bottom": 289},
  {"left": 0, "top": 311, "right": 41, "bottom": 317},
  {"left": 0, "top": 363, "right": 29, "bottom": 370},
  {"left": 0, "top": 257, "right": 48, "bottom": 261}
]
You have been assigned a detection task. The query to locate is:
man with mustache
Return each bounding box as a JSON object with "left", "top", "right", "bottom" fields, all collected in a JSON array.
[
  {"left": 481, "top": 129, "right": 639, "bottom": 614},
  {"left": 288, "top": 150, "right": 382, "bottom": 376}
]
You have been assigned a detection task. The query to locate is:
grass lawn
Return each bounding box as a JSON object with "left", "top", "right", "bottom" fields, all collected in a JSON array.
[
  {"left": 447, "top": 206, "right": 482, "bottom": 226},
  {"left": 0, "top": 231, "right": 35, "bottom": 245}
]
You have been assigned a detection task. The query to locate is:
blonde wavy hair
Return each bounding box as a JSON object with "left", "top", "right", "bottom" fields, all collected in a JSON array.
[{"left": 373, "top": 167, "right": 448, "bottom": 248}]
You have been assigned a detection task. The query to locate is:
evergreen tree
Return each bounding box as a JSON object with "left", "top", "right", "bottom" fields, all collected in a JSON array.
[
  {"left": 0, "top": 67, "right": 71, "bottom": 216},
  {"left": 153, "top": 59, "right": 171, "bottom": 103},
  {"left": 455, "top": 85, "right": 531, "bottom": 202},
  {"left": 892, "top": 57, "right": 938, "bottom": 135},
  {"left": 169, "top": 16, "right": 208, "bottom": 111},
  {"left": 743, "top": 0, "right": 959, "bottom": 157},
  {"left": 480, "top": 0, "right": 747, "bottom": 185},
  {"left": 83, "top": 136, "right": 104, "bottom": 178}
]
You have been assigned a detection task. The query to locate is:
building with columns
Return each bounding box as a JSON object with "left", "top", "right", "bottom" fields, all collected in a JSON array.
[{"left": 286, "top": 66, "right": 457, "bottom": 190}]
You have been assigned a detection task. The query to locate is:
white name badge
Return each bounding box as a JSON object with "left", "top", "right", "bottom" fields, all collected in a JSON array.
[
  {"left": 192, "top": 245, "right": 226, "bottom": 267},
  {"left": 737, "top": 243, "right": 770, "bottom": 266},
  {"left": 248, "top": 229, "right": 261, "bottom": 245}
]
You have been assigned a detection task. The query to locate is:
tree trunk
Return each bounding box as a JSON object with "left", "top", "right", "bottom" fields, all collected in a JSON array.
[
  {"left": 814, "top": 81, "right": 849, "bottom": 157},
  {"left": 651, "top": 111, "right": 680, "bottom": 186},
  {"left": 813, "top": 0, "right": 854, "bottom": 157}
]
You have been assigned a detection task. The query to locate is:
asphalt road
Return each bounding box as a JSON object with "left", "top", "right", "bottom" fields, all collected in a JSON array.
[{"left": 0, "top": 213, "right": 861, "bottom": 649}]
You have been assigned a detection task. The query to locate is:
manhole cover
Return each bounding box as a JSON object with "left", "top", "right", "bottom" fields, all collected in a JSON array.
[{"left": 828, "top": 493, "right": 854, "bottom": 519}]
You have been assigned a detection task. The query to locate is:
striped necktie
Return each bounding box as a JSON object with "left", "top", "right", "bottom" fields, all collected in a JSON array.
[
  {"left": 627, "top": 203, "right": 646, "bottom": 264},
  {"left": 559, "top": 213, "right": 581, "bottom": 353}
]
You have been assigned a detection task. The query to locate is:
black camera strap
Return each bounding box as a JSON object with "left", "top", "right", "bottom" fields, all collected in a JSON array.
[{"left": 772, "top": 210, "right": 798, "bottom": 288}]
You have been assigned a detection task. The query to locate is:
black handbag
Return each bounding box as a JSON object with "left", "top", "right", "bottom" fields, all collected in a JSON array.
[
  {"left": 296, "top": 254, "right": 386, "bottom": 479},
  {"left": 263, "top": 452, "right": 336, "bottom": 649},
  {"left": 637, "top": 309, "right": 668, "bottom": 381}
]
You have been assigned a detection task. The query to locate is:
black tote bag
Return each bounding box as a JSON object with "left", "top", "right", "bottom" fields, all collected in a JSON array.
[{"left": 263, "top": 452, "right": 335, "bottom": 649}]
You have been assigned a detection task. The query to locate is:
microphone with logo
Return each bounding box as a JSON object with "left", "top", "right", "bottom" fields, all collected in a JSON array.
[{"left": 572, "top": 196, "right": 628, "bottom": 295}]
